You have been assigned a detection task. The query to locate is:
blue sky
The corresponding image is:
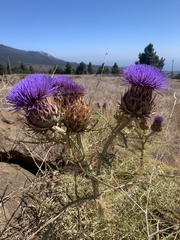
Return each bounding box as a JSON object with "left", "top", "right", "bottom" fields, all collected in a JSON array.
[{"left": 1, "top": 0, "right": 180, "bottom": 71}]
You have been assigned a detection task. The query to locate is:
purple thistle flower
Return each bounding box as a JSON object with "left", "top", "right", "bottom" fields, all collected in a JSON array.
[
  {"left": 123, "top": 64, "right": 169, "bottom": 90},
  {"left": 6, "top": 74, "right": 60, "bottom": 130},
  {"left": 153, "top": 115, "right": 164, "bottom": 124},
  {"left": 102, "top": 101, "right": 107, "bottom": 109},
  {"left": 96, "top": 101, "right": 101, "bottom": 108},
  {"left": 52, "top": 76, "right": 86, "bottom": 96},
  {"left": 119, "top": 64, "right": 169, "bottom": 117},
  {"left": 151, "top": 115, "right": 164, "bottom": 132},
  {"left": 6, "top": 74, "right": 57, "bottom": 111}
]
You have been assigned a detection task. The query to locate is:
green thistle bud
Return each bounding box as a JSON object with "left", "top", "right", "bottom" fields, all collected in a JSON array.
[{"left": 64, "top": 98, "right": 90, "bottom": 132}]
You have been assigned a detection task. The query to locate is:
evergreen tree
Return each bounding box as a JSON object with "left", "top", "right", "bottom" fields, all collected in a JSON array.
[
  {"left": 64, "top": 62, "right": 72, "bottom": 74},
  {"left": 12, "top": 66, "right": 19, "bottom": 74},
  {"left": 135, "top": 43, "right": 165, "bottom": 69},
  {"left": 19, "top": 63, "right": 28, "bottom": 73},
  {"left": 97, "top": 63, "right": 110, "bottom": 74},
  {"left": 29, "top": 65, "right": 35, "bottom": 74},
  {"left": 75, "top": 62, "right": 87, "bottom": 74},
  {"left": 6, "top": 63, "right": 11, "bottom": 74},
  {"left": 96, "top": 64, "right": 104, "bottom": 74},
  {"left": 71, "top": 68, "right": 76, "bottom": 74},
  {"left": 53, "top": 65, "right": 63, "bottom": 74},
  {"left": 111, "top": 62, "right": 120, "bottom": 74},
  {"left": 87, "top": 62, "right": 94, "bottom": 74},
  {"left": 0, "top": 64, "right": 6, "bottom": 75},
  {"left": 104, "top": 67, "right": 110, "bottom": 74}
]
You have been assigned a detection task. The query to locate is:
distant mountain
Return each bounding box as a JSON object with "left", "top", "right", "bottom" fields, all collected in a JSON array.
[{"left": 0, "top": 44, "right": 78, "bottom": 71}]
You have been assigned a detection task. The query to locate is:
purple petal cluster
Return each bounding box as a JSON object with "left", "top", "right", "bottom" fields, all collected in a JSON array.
[
  {"left": 103, "top": 101, "right": 107, "bottom": 109},
  {"left": 96, "top": 101, "right": 101, "bottom": 108},
  {"left": 153, "top": 115, "right": 164, "bottom": 124},
  {"left": 151, "top": 115, "right": 164, "bottom": 132},
  {"left": 6, "top": 74, "right": 57, "bottom": 111},
  {"left": 52, "top": 76, "right": 86, "bottom": 96},
  {"left": 123, "top": 64, "right": 169, "bottom": 90}
]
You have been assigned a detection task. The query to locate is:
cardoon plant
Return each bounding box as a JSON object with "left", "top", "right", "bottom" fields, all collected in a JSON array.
[
  {"left": 120, "top": 64, "right": 169, "bottom": 117},
  {"left": 101, "top": 64, "right": 169, "bottom": 160},
  {"left": 6, "top": 74, "right": 59, "bottom": 131},
  {"left": 52, "top": 76, "right": 90, "bottom": 132}
]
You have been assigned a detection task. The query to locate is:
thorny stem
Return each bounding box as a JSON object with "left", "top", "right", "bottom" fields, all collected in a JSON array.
[
  {"left": 138, "top": 131, "right": 154, "bottom": 168},
  {"left": 101, "top": 117, "right": 134, "bottom": 158},
  {"left": 75, "top": 134, "right": 101, "bottom": 207},
  {"left": 76, "top": 133, "right": 85, "bottom": 161},
  {"left": 98, "top": 117, "right": 134, "bottom": 175},
  {"left": 140, "top": 140, "right": 145, "bottom": 168},
  {"left": 91, "top": 117, "right": 134, "bottom": 215},
  {"left": 74, "top": 173, "right": 81, "bottom": 240}
]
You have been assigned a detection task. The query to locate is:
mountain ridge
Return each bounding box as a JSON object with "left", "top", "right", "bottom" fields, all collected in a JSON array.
[{"left": 0, "top": 44, "right": 79, "bottom": 71}]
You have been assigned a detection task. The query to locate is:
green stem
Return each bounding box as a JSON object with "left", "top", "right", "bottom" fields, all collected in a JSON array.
[
  {"left": 101, "top": 117, "right": 134, "bottom": 157},
  {"left": 76, "top": 133, "right": 85, "bottom": 161},
  {"left": 140, "top": 139, "right": 145, "bottom": 168},
  {"left": 97, "top": 117, "right": 134, "bottom": 175},
  {"left": 140, "top": 131, "right": 154, "bottom": 168}
]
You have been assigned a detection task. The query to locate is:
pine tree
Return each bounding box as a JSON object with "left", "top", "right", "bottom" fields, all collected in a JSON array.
[
  {"left": 111, "top": 62, "right": 120, "bottom": 74},
  {"left": 53, "top": 65, "right": 63, "bottom": 74},
  {"left": 87, "top": 62, "right": 94, "bottom": 74},
  {"left": 96, "top": 64, "right": 104, "bottom": 74},
  {"left": 6, "top": 63, "right": 11, "bottom": 74},
  {"left": 75, "top": 62, "right": 87, "bottom": 74},
  {"left": 135, "top": 43, "right": 165, "bottom": 69},
  {"left": 0, "top": 64, "right": 5, "bottom": 75},
  {"left": 104, "top": 67, "right": 110, "bottom": 74},
  {"left": 64, "top": 62, "right": 72, "bottom": 74},
  {"left": 29, "top": 65, "right": 35, "bottom": 74},
  {"left": 19, "top": 63, "right": 28, "bottom": 73}
]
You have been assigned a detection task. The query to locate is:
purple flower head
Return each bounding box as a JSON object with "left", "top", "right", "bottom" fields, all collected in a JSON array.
[
  {"left": 6, "top": 74, "right": 60, "bottom": 130},
  {"left": 123, "top": 64, "right": 169, "bottom": 91},
  {"left": 153, "top": 115, "right": 164, "bottom": 124},
  {"left": 52, "top": 76, "right": 86, "bottom": 96},
  {"left": 102, "top": 101, "right": 107, "bottom": 109},
  {"left": 6, "top": 74, "right": 57, "bottom": 111},
  {"left": 151, "top": 115, "right": 164, "bottom": 132},
  {"left": 96, "top": 101, "right": 101, "bottom": 108}
]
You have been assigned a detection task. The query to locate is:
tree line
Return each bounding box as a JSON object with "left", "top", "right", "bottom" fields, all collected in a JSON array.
[
  {"left": 0, "top": 61, "right": 122, "bottom": 75},
  {"left": 0, "top": 61, "right": 121, "bottom": 75},
  {"left": 0, "top": 43, "right": 165, "bottom": 75},
  {"left": 49, "top": 61, "right": 121, "bottom": 75},
  {"left": 0, "top": 63, "right": 35, "bottom": 75}
]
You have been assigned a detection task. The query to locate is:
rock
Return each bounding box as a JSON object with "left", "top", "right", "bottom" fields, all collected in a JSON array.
[
  {"left": 0, "top": 162, "right": 35, "bottom": 232},
  {"left": 0, "top": 107, "right": 61, "bottom": 173}
]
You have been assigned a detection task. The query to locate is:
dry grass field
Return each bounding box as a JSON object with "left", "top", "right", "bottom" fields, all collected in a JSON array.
[{"left": 0, "top": 74, "right": 179, "bottom": 240}]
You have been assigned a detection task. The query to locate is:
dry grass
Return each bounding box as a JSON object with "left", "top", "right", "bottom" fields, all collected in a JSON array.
[{"left": 0, "top": 74, "right": 180, "bottom": 240}]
